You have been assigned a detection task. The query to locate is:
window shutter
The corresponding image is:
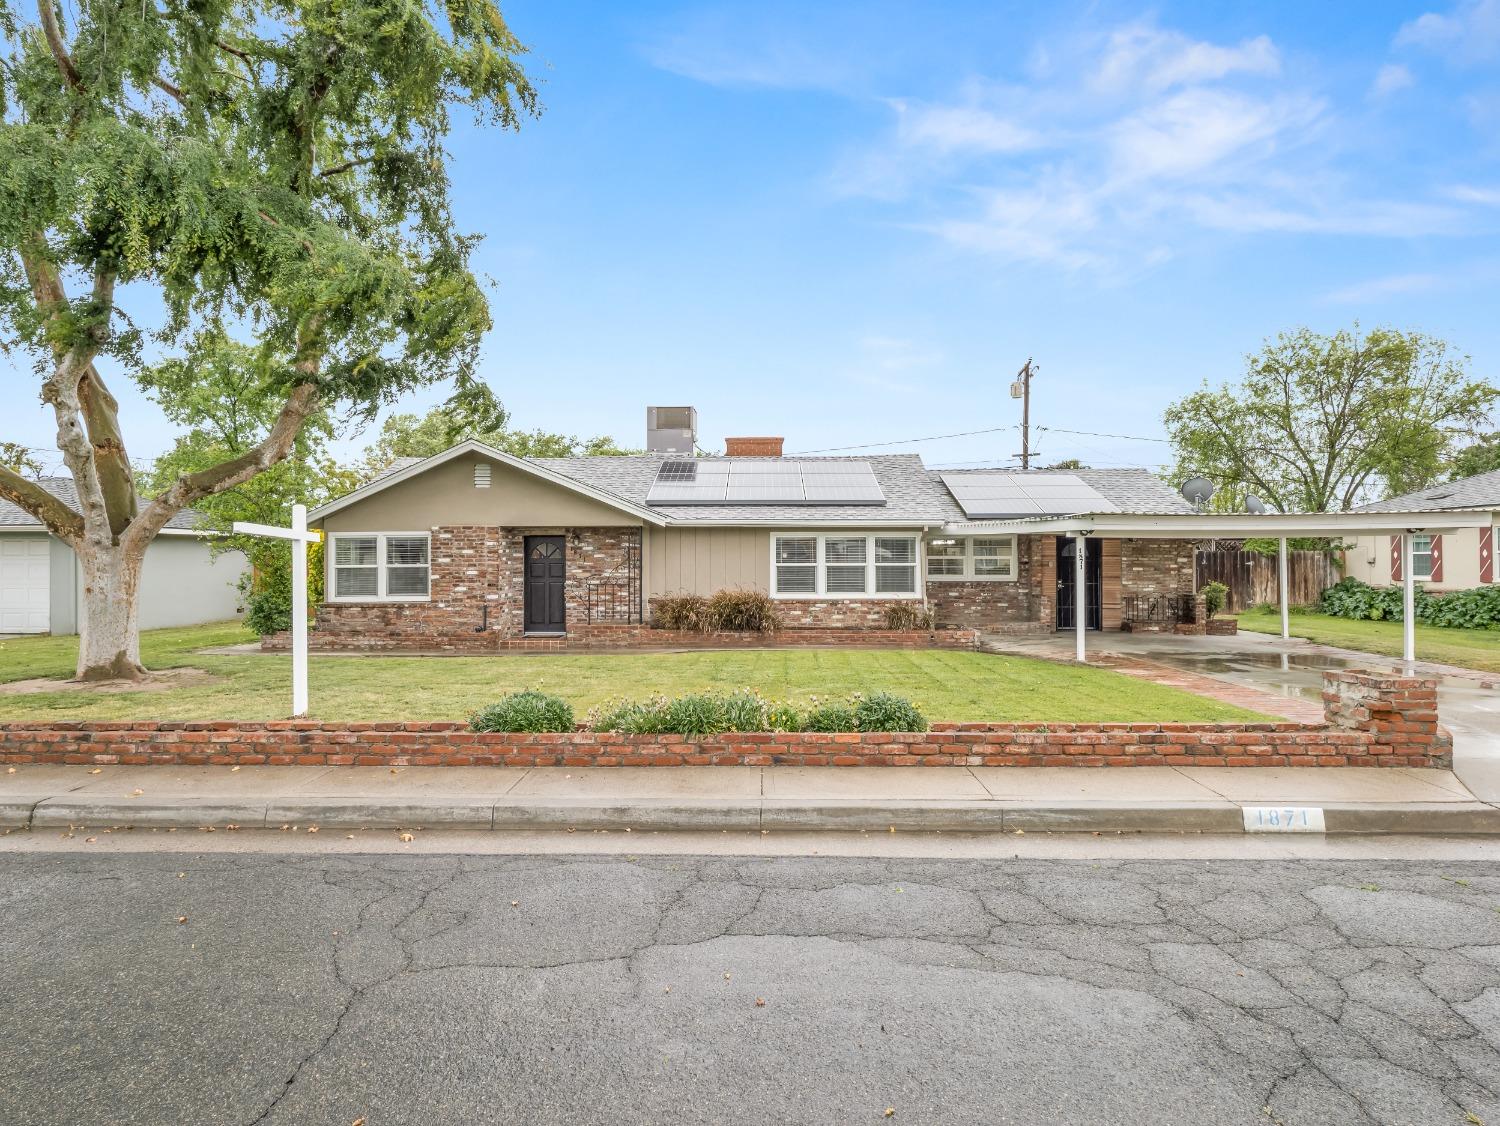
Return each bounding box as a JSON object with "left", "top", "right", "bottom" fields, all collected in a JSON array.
[
  {"left": 1389, "top": 535, "right": 1402, "bottom": 582},
  {"left": 1482, "top": 527, "right": 1494, "bottom": 584},
  {"left": 1429, "top": 534, "right": 1443, "bottom": 583}
]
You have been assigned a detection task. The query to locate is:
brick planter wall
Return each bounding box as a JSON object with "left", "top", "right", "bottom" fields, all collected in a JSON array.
[{"left": 0, "top": 673, "right": 1449, "bottom": 769}]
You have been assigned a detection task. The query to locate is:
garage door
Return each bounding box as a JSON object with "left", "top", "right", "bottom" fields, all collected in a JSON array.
[{"left": 0, "top": 536, "right": 50, "bottom": 633}]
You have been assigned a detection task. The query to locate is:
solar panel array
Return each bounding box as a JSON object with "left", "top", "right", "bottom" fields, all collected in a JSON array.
[
  {"left": 940, "top": 472, "right": 1120, "bottom": 519},
  {"left": 647, "top": 460, "right": 886, "bottom": 505}
]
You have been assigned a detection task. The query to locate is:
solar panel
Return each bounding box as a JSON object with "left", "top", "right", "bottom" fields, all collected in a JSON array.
[
  {"left": 646, "top": 460, "right": 886, "bottom": 505},
  {"left": 940, "top": 472, "right": 1119, "bottom": 518}
]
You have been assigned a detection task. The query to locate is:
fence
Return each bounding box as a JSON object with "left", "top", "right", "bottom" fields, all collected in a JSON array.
[{"left": 1195, "top": 548, "right": 1340, "bottom": 612}]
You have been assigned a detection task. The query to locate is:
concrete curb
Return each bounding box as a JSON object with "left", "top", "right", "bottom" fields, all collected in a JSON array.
[{"left": 11, "top": 796, "right": 1500, "bottom": 835}]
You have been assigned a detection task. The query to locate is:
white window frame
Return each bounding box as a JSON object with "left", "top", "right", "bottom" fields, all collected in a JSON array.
[
  {"left": 769, "top": 531, "right": 921, "bottom": 599},
  {"left": 328, "top": 532, "right": 432, "bottom": 602},
  {"left": 924, "top": 535, "right": 1018, "bottom": 581},
  {"left": 1411, "top": 534, "right": 1434, "bottom": 582}
]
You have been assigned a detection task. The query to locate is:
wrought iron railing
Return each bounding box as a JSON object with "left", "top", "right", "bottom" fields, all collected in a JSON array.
[
  {"left": 1121, "top": 593, "right": 1197, "bottom": 627},
  {"left": 585, "top": 532, "right": 642, "bottom": 624}
]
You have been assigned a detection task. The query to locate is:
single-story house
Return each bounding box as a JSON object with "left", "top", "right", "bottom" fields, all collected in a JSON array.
[
  {"left": 304, "top": 421, "right": 1212, "bottom": 649},
  {"left": 1343, "top": 468, "right": 1500, "bottom": 591},
  {"left": 0, "top": 477, "right": 247, "bottom": 634}
]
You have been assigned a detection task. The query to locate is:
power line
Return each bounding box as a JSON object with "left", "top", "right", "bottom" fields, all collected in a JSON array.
[
  {"left": 1036, "top": 425, "right": 1171, "bottom": 444},
  {"left": 788, "top": 424, "right": 1018, "bottom": 455}
]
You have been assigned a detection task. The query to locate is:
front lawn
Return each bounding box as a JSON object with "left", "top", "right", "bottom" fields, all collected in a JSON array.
[
  {"left": 1236, "top": 608, "right": 1500, "bottom": 674},
  {"left": 0, "top": 621, "right": 1271, "bottom": 724}
]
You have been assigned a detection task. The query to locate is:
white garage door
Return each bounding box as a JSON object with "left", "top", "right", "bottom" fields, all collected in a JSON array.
[{"left": 0, "top": 536, "right": 50, "bottom": 633}]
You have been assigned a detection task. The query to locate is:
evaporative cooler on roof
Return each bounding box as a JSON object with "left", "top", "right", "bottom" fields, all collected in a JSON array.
[
  {"left": 646, "top": 460, "right": 885, "bottom": 505},
  {"left": 939, "top": 472, "right": 1119, "bottom": 519}
]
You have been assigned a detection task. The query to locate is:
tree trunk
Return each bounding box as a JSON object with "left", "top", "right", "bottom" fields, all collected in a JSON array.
[{"left": 75, "top": 543, "right": 146, "bottom": 681}]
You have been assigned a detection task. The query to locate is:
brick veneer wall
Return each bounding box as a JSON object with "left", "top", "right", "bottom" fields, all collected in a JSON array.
[
  {"left": 0, "top": 673, "right": 1448, "bottom": 769},
  {"left": 927, "top": 536, "right": 1054, "bottom": 634}
]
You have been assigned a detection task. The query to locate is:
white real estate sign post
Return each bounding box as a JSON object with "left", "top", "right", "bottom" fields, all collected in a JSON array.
[{"left": 233, "top": 503, "right": 317, "bottom": 717}]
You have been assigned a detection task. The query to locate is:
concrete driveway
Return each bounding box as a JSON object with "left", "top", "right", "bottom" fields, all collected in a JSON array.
[{"left": 987, "top": 628, "right": 1500, "bottom": 803}]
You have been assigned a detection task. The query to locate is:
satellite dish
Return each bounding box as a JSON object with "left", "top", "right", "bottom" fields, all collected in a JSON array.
[
  {"left": 1245, "top": 494, "right": 1267, "bottom": 515},
  {"left": 1180, "top": 477, "right": 1215, "bottom": 508}
]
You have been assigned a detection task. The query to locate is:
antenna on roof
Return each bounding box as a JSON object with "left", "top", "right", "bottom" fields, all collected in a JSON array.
[{"left": 1245, "top": 494, "right": 1267, "bottom": 515}]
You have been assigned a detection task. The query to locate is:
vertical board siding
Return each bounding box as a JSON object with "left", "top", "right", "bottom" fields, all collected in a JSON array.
[
  {"left": 1195, "top": 549, "right": 1341, "bottom": 612},
  {"left": 646, "top": 527, "right": 771, "bottom": 597}
]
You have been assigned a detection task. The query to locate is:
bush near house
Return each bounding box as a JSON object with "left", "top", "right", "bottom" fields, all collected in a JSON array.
[
  {"left": 652, "top": 590, "right": 779, "bottom": 633},
  {"left": 883, "top": 603, "right": 936, "bottom": 631},
  {"left": 1201, "top": 580, "right": 1229, "bottom": 618},
  {"left": 1318, "top": 577, "right": 1500, "bottom": 629}
]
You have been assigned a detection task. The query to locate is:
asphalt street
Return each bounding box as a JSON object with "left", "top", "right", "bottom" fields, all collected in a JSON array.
[{"left": 3, "top": 851, "right": 1500, "bottom": 1126}]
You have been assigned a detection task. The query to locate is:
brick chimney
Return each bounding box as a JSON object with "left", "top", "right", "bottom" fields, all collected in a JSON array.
[{"left": 724, "top": 436, "right": 785, "bottom": 457}]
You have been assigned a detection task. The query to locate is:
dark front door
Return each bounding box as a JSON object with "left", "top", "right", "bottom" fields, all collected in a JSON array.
[
  {"left": 1056, "top": 537, "right": 1103, "bottom": 631},
  {"left": 524, "top": 536, "right": 567, "bottom": 634}
]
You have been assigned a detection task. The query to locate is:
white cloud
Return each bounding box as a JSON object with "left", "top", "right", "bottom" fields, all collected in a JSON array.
[
  {"left": 1092, "top": 24, "right": 1280, "bottom": 93},
  {"left": 1107, "top": 89, "right": 1315, "bottom": 182},
  {"left": 1396, "top": 0, "right": 1500, "bottom": 63},
  {"left": 1370, "top": 63, "right": 1415, "bottom": 97},
  {"left": 892, "top": 101, "right": 1039, "bottom": 155},
  {"left": 641, "top": 12, "right": 856, "bottom": 90},
  {"left": 1322, "top": 273, "right": 1444, "bottom": 303},
  {"left": 1447, "top": 183, "right": 1500, "bottom": 204}
]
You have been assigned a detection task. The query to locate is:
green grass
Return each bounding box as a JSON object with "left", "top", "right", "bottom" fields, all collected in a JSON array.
[
  {"left": 0, "top": 621, "right": 1271, "bottom": 724},
  {"left": 1237, "top": 608, "right": 1500, "bottom": 674}
]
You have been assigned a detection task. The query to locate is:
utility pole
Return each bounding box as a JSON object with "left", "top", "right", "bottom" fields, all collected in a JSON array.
[{"left": 1010, "top": 358, "right": 1036, "bottom": 469}]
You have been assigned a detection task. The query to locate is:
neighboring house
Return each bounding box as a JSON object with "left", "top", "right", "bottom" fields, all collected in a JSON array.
[
  {"left": 305, "top": 414, "right": 1203, "bottom": 649},
  {"left": 1344, "top": 469, "right": 1500, "bottom": 591},
  {"left": 0, "top": 477, "right": 247, "bottom": 635}
]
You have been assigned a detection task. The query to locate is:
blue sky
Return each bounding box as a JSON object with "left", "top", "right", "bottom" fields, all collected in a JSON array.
[{"left": 10, "top": 0, "right": 1500, "bottom": 472}]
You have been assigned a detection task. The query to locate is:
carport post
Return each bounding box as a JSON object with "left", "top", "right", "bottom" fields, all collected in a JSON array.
[
  {"left": 1402, "top": 531, "right": 1416, "bottom": 665},
  {"left": 1073, "top": 532, "right": 1087, "bottom": 663},
  {"left": 1277, "top": 536, "right": 1290, "bottom": 640}
]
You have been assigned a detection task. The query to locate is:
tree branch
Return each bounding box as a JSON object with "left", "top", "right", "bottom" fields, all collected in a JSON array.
[
  {"left": 126, "top": 382, "right": 322, "bottom": 552},
  {"left": 37, "top": 0, "right": 82, "bottom": 90},
  {"left": 0, "top": 464, "right": 84, "bottom": 542},
  {"left": 319, "top": 155, "right": 375, "bottom": 177}
]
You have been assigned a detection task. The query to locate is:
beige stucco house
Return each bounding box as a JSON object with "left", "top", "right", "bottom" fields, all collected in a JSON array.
[{"left": 1343, "top": 469, "right": 1499, "bottom": 592}]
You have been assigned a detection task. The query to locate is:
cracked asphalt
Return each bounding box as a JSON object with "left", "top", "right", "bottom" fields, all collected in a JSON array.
[{"left": 3, "top": 854, "right": 1500, "bottom": 1125}]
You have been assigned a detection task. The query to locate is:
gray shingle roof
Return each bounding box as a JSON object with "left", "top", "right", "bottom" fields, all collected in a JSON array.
[
  {"left": 1355, "top": 469, "right": 1500, "bottom": 514},
  {"left": 0, "top": 477, "right": 206, "bottom": 531},
  {"left": 529, "top": 456, "right": 1188, "bottom": 523}
]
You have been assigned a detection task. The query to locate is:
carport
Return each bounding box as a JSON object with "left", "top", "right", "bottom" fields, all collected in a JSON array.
[{"left": 945, "top": 510, "right": 1497, "bottom": 665}]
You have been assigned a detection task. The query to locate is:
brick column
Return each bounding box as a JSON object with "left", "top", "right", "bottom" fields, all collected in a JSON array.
[{"left": 1322, "top": 671, "right": 1451, "bottom": 767}]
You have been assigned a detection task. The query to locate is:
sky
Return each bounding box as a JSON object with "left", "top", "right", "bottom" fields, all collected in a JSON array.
[{"left": 8, "top": 0, "right": 1500, "bottom": 474}]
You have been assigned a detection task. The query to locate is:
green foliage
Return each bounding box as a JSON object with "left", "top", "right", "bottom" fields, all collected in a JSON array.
[
  {"left": 1201, "top": 581, "right": 1229, "bottom": 617},
  {"left": 1319, "top": 577, "right": 1500, "bottom": 629},
  {"left": 883, "top": 603, "right": 936, "bottom": 631},
  {"left": 0, "top": 442, "right": 43, "bottom": 477},
  {"left": 243, "top": 585, "right": 291, "bottom": 636},
  {"left": 704, "top": 589, "right": 778, "bottom": 632},
  {"left": 1241, "top": 538, "right": 1347, "bottom": 557},
  {"left": 1165, "top": 326, "right": 1499, "bottom": 512},
  {"left": 852, "top": 692, "right": 928, "bottom": 733},
  {"left": 1449, "top": 433, "right": 1500, "bottom": 480},
  {"left": 585, "top": 689, "right": 925, "bottom": 734},
  {"left": 469, "top": 691, "right": 575, "bottom": 733},
  {"left": 360, "top": 385, "right": 636, "bottom": 478},
  {"left": 652, "top": 594, "right": 710, "bottom": 631}
]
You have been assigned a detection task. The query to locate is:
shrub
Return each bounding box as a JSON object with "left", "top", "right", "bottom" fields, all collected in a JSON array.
[
  {"left": 766, "top": 700, "right": 804, "bottom": 731},
  {"left": 852, "top": 692, "right": 928, "bottom": 733},
  {"left": 801, "top": 700, "right": 858, "bottom": 732},
  {"left": 883, "top": 603, "right": 935, "bottom": 631},
  {"left": 705, "top": 589, "right": 779, "bottom": 632},
  {"left": 1420, "top": 585, "right": 1500, "bottom": 629},
  {"left": 469, "top": 691, "right": 575, "bottom": 733},
  {"left": 1201, "top": 580, "right": 1229, "bottom": 618},
  {"left": 652, "top": 593, "right": 710, "bottom": 631},
  {"left": 243, "top": 586, "right": 293, "bottom": 636},
  {"left": 588, "top": 696, "right": 671, "bottom": 734}
]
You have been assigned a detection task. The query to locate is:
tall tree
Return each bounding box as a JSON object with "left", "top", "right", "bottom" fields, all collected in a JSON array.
[
  {"left": 1165, "top": 326, "right": 1498, "bottom": 513},
  {"left": 0, "top": 0, "right": 537, "bottom": 679},
  {"left": 1448, "top": 432, "right": 1500, "bottom": 481}
]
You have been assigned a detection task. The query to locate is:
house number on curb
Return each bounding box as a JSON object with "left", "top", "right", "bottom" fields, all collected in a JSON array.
[{"left": 1242, "top": 806, "right": 1326, "bottom": 833}]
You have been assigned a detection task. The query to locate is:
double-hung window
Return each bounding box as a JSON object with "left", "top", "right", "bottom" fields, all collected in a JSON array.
[
  {"left": 925, "top": 535, "right": 1017, "bottom": 581},
  {"left": 331, "top": 533, "right": 431, "bottom": 601},
  {"left": 1411, "top": 534, "right": 1434, "bottom": 581},
  {"left": 771, "top": 533, "right": 919, "bottom": 597}
]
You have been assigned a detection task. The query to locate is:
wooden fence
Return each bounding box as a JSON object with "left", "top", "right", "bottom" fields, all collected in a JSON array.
[{"left": 1194, "top": 549, "right": 1341, "bottom": 612}]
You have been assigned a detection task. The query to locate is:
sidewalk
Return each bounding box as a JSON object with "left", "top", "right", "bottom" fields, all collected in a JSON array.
[{"left": 5, "top": 762, "right": 1498, "bottom": 836}]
